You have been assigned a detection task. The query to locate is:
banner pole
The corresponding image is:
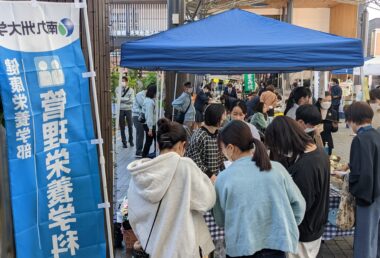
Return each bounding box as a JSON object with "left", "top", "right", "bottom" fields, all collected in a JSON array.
[
  {"left": 160, "top": 71, "right": 164, "bottom": 118},
  {"left": 82, "top": 2, "right": 114, "bottom": 257},
  {"left": 172, "top": 73, "right": 178, "bottom": 121}
]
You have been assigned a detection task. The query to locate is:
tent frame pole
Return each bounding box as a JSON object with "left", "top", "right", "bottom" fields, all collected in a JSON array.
[
  {"left": 82, "top": 2, "right": 114, "bottom": 257},
  {"left": 160, "top": 71, "right": 165, "bottom": 118},
  {"left": 172, "top": 73, "right": 178, "bottom": 121}
]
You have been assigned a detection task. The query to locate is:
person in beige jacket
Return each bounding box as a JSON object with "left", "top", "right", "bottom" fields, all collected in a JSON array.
[
  {"left": 128, "top": 118, "right": 216, "bottom": 258},
  {"left": 260, "top": 85, "right": 277, "bottom": 116}
]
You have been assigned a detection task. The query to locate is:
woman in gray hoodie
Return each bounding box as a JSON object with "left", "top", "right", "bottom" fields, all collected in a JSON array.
[{"left": 128, "top": 118, "right": 216, "bottom": 257}]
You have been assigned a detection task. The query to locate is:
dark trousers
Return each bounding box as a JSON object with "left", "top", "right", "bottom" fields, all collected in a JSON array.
[
  {"left": 227, "top": 249, "right": 285, "bottom": 258},
  {"left": 119, "top": 110, "right": 133, "bottom": 145},
  {"left": 132, "top": 116, "right": 145, "bottom": 156},
  {"left": 332, "top": 104, "right": 340, "bottom": 121},
  {"left": 142, "top": 125, "right": 156, "bottom": 158},
  {"left": 354, "top": 196, "right": 380, "bottom": 258}
]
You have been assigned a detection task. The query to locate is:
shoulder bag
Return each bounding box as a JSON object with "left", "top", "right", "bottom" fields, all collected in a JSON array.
[
  {"left": 174, "top": 95, "right": 192, "bottom": 124},
  {"left": 131, "top": 199, "right": 163, "bottom": 258}
]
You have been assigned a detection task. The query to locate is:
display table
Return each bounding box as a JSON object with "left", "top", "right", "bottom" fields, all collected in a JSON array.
[{"left": 322, "top": 188, "right": 355, "bottom": 240}]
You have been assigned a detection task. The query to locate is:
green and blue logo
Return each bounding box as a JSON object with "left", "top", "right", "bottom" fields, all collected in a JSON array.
[{"left": 58, "top": 18, "right": 74, "bottom": 37}]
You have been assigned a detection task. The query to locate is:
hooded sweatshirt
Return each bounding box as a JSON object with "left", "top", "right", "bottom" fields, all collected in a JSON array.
[{"left": 127, "top": 152, "right": 216, "bottom": 257}]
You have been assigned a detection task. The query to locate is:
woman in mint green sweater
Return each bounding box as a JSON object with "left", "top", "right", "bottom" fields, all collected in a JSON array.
[
  {"left": 213, "top": 120, "right": 306, "bottom": 258},
  {"left": 250, "top": 101, "right": 269, "bottom": 133}
]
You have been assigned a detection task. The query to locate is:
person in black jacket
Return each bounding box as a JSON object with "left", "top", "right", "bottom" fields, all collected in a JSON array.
[
  {"left": 194, "top": 83, "right": 212, "bottom": 128},
  {"left": 345, "top": 102, "right": 380, "bottom": 258},
  {"left": 265, "top": 116, "right": 330, "bottom": 258},
  {"left": 316, "top": 92, "right": 339, "bottom": 155}
]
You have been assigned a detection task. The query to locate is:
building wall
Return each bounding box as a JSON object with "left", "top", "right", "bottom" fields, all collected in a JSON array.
[
  {"left": 293, "top": 8, "right": 330, "bottom": 32},
  {"left": 369, "top": 19, "right": 380, "bottom": 56},
  {"left": 330, "top": 4, "right": 358, "bottom": 38}
]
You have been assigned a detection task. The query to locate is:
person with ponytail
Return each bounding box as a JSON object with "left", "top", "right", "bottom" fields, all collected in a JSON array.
[
  {"left": 213, "top": 120, "right": 306, "bottom": 258},
  {"left": 284, "top": 87, "right": 312, "bottom": 120},
  {"left": 127, "top": 118, "right": 216, "bottom": 258}
]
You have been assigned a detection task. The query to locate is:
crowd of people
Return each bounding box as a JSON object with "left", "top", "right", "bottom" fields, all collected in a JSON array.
[{"left": 118, "top": 77, "right": 380, "bottom": 258}]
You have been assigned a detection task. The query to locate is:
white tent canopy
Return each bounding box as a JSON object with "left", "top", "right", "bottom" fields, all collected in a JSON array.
[{"left": 354, "top": 57, "right": 380, "bottom": 76}]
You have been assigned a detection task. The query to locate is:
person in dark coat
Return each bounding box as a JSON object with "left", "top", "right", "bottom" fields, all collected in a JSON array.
[
  {"left": 316, "top": 92, "right": 338, "bottom": 155},
  {"left": 330, "top": 78, "right": 342, "bottom": 121},
  {"left": 223, "top": 83, "right": 238, "bottom": 113},
  {"left": 223, "top": 83, "right": 238, "bottom": 99},
  {"left": 265, "top": 116, "right": 330, "bottom": 258},
  {"left": 194, "top": 83, "right": 212, "bottom": 127},
  {"left": 345, "top": 102, "right": 380, "bottom": 258}
]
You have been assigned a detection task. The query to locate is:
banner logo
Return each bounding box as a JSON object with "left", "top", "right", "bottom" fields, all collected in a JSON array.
[{"left": 58, "top": 18, "right": 74, "bottom": 37}]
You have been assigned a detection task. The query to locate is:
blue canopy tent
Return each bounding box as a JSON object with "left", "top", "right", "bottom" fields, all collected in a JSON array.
[{"left": 120, "top": 9, "right": 364, "bottom": 74}]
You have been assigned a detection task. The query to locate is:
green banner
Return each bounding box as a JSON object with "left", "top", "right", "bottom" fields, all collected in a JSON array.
[{"left": 244, "top": 74, "right": 255, "bottom": 93}]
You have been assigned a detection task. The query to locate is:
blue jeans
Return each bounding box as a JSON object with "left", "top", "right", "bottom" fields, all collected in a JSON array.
[{"left": 354, "top": 196, "right": 380, "bottom": 258}]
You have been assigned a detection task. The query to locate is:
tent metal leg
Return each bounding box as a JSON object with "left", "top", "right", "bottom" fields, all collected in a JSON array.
[{"left": 171, "top": 73, "right": 178, "bottom": 121}]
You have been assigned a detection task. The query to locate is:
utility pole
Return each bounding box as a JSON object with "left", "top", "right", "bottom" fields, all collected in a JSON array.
[{"left": 165, "top": 0, "right": 188, "bottom": 118}]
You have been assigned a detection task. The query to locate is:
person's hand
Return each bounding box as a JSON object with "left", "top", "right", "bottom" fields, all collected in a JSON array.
[
  {"left": 148, "top": 129, "right": 153, "bottom": 137},
  {"left": 211, "top": 174, "right": 217, "bottom": 184}
]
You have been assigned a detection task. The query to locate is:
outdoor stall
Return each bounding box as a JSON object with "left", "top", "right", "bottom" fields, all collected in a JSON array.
[{"left": 120, "top": 8, "right": 364, "bottom": 250}]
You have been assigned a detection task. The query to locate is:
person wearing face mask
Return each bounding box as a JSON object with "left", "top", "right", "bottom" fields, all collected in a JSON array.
[
  {"left": 172, "top": 81, "right": 196, "bottom": 130},
  {"left": 117, "top": 76, "right": 135, "bottom": 148},
  {"left": 213, "top": 120, "right": 306, "bottom": 258},
  {"left": 229, "top": 101, "right": 261, "bottom": 141},
  {"left": 344, "top": 102, "right": 380, "bottom": 258},
  {"left": 316, "top": 92, "right": 338, "bottom": 156},
  {"left": 194, "top": 83, "right": 212, "bottom": 128},
  {"left": 128, "top": 118, "right": 216, "bottom": 258},
  {"left": 285, "top": 87, "right": 312, "bottom": 120},
  {"left": 265, "top": 117, "right": 330, "bottom": 258},
  {"left": 295, "top": 104, "right": 323, "bottom": 148},
  {"left": 186, "top": 103, "right": 227, "bottom": 258}
]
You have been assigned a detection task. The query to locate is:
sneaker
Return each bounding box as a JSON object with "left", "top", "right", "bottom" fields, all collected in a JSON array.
[
  {"left": 123, "top": 143, "right": 128, "bottom": 148},
  {"left": 135, "top": 153, "right": 143, "bottom": 158}
]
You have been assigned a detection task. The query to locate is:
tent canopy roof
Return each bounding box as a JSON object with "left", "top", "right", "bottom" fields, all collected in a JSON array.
[{"left": 121, "top": 9, "right": 364, "bottom": 74}]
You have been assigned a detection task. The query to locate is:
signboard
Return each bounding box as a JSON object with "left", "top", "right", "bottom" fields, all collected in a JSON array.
[
  {"left": 0, "top": 2, "right": 106, "bottom": 258},
  {"left": 244, "top": 74, "right": 255, "bottom": 93}
]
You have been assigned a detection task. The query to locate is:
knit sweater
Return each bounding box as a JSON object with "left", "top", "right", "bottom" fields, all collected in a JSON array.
[
  {"left": 116, "top": 86, "right": 135, "bottom": 111},
  {"left": 213, "top": 157, "right": 306, "bottom": 257},
  {"left": 128, "top": 152, "right": 215, "bottom": 257}
]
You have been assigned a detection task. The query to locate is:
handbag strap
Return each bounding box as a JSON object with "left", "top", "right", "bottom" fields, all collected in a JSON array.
[
  {"left": 184, "top": 94, "right": 192, "bottom": 114},
  {"left": 122, "top": 87, "right": 130, "bottom": 97},
  {"left": 143, "top": 198, "right": 163, "bottom": 252}
]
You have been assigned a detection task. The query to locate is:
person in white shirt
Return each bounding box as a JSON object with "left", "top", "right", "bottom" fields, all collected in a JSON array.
[{"left": 128, "top": 118, "right": 215, "bottom": 257}]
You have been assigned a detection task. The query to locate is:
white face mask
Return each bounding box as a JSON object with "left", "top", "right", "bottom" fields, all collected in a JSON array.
[
  {"left": 370, "top": 103, "right": 379, "bottom": 112},
  {"left": 321, "top": 101, "right": 331, "bottom": 110},
  {"left": 305, "top": 128, "right": 315, "bottom": 133}
]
